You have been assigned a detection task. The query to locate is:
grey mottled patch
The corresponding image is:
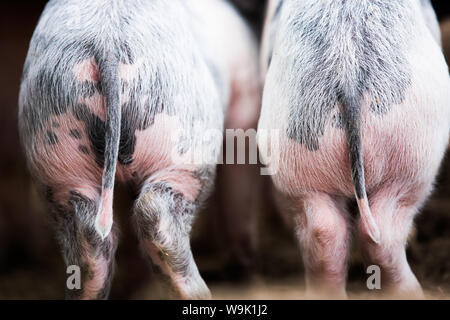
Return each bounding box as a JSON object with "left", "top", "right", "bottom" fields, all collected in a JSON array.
[
  {"left": 133, "top": 177, "right": 211, "bottom": 298},
  {"left": 272, "top": 0, "right": 413, "bottom": 151},
  {"left": 70, "top": 129, "right": 82, "bottom": 139},
  {"left": 49, "top": 190, "right": 117, "bottom": 299},
  {"left": 78, "top": 145, "right": 89, "bottom": 155},
  {"left": 134, "top": 181, "right": 196, "bottom": 240}
]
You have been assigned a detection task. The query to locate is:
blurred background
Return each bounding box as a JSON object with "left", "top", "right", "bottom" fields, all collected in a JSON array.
[{"left": 0, "top": 0, "right": 448, "bottom": 299}]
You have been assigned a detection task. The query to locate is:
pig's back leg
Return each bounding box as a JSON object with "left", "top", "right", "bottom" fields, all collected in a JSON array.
[
  {"left": 292, "top": 192, "right": 350, "bottom": 299},
  {"left": 132, "top": 166, "right": 214, "bottom": 299},
  {"left": 47, "top": 187, "right": 118, "bottom": 300},
  {"left": 357, "top": 183, "right": 430, "bottom": 298},
  {"left": 21, "top": 99, "right": 119, "bottom": 299},
  {"left": 20, "top": 57, "right": 119, "bottom": 299}
]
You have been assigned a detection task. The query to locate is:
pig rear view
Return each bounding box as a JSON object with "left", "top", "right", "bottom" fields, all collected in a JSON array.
[
  {"left": 259, "top": 0, "right": 450, "bottom": 298},
  {"left": 19, "top": 0, "right": 259, "bottom": 299}
]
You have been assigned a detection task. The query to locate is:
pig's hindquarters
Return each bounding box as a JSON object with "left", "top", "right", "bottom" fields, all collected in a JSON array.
[{"left": 354, "top": 38, "right": 450, "bottom": 298}]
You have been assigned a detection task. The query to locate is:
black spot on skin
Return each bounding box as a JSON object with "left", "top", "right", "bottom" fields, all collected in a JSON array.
[
  {"left": 52, "top": 122, "right": 60, "bottom": 128},
  {"left": 79, "top": 145, "right": 90, "bottom": 155},
  {"left": 80, "top": 81, "right": 96, "bottom": 98},
  {"left": 70, "top": 129, "right": 82, "bottom": 139},
  {"left": 72, "top": 103, "right": 87, "bottom": 122},
  {"left": 96, "top": 80, "right": 103, "bottom": 96},
  {"left": 118, "top": 107, "right": 137, "bottom": 166},
  {"left": 45, "top": 130, "right": 58, "bottom": 145},
  {"left": 86, "top": 117, "right": 107, "bottom": 167},
  {"left": 72, "top": 103, "right": 106, "bottom": 167}
]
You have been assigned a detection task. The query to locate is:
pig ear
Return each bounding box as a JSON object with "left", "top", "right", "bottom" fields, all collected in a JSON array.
[{"left": 357, "top": 197, "right": 381, "bottom": 244}]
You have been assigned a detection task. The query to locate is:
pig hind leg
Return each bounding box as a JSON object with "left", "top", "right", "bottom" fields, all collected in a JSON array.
[
  {"left": 293, "top": 193, "right": 350, "bottom": 298},
  {"left": 50, "top": 189, "right": 118, "bottom": 300},
  {"left": 133, "top": 179, "right": 211, "bottom": 299},
  {"left": 357, "top": 184, "right": 428, "bottom": 298}
]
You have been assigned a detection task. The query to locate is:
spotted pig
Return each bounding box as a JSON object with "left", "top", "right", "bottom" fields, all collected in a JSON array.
[{"left": 259, "top": 0, "right": 450, "bottom": 298}]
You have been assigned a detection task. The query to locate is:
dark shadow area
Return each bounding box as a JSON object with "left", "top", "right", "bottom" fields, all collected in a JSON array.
[{"left": 0, "top": 1, "right": 448, "bottom": 299}]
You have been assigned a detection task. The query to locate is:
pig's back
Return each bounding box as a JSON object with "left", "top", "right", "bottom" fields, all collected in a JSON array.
[{"left": 259, "top": 0, "right": 450, "bottom": 197}]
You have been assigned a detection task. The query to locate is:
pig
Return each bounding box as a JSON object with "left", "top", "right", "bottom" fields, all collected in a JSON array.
[
  {"left": 420, "top": 0, "right": 442, "bottom": 46},
  {"left": 18, "top": 0, "right": 259, "bottom": 299},
  {"left": 259, "top": 0, "right": 450, "bottom": 298}
]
